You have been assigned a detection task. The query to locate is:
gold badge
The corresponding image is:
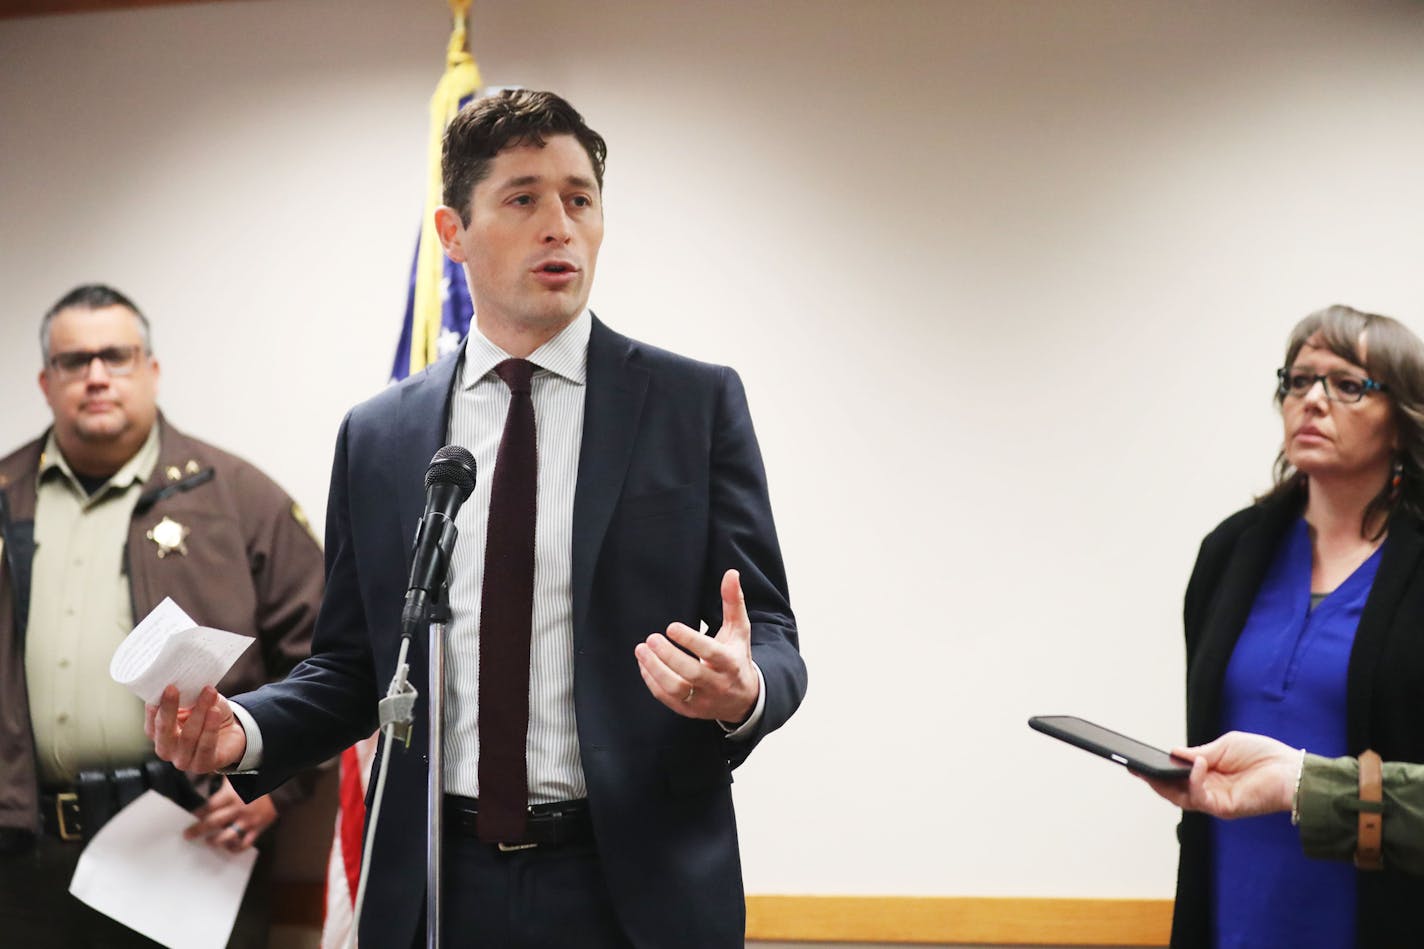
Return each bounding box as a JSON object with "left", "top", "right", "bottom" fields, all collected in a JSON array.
[
  {"left": 147, "top": 516, "right": 190, "bottom": 558},
  {"left": 165, "top": 465, "right": 181, "bottom": 482},
  {"left": 184, "top": 459, "right": 200, "bottom": 475}
]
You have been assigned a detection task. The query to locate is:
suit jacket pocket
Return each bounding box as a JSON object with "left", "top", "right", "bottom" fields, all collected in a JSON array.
[{"left": 660, "top": 741, "right": 733, "bottom": 797}]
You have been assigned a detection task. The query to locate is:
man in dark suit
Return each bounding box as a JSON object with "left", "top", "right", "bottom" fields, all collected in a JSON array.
[{"left": 147, "top": 89, "right": 806, "bottom": 948}]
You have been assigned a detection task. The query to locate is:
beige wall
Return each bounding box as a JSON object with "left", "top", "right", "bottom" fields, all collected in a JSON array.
[{"left": 4, "top": 0, "right": 1424, "bottom": 929}]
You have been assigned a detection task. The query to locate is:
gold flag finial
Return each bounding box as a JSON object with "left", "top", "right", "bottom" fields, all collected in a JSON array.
[{"left": 448, "top": 0, "right": 473, "bottom": 69}]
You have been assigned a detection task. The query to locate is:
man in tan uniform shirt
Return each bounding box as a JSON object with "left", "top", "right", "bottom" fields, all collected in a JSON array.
[{"left": 0, "top": 284, "right": 326, "bottom": 948}]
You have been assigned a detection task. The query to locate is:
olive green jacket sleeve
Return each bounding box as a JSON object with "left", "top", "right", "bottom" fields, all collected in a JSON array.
[{"left": 1298, "top": 753, "right": 1424, "bottom": 875}]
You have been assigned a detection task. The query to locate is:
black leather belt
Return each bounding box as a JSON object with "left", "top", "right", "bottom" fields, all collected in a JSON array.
[
  {"left": 39, "top": 762, "right": 204, "bottom": 843},
  {"left": 443, "top": 795, "right": 593, "bottom": 851}
]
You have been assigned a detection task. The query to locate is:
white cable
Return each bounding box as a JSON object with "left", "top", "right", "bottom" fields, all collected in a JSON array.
[{"left": 346, "top": 637, "right": 413, "bottom": 949}]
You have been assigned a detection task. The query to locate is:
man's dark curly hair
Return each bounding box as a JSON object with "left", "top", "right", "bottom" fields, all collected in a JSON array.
[{"left": 442, "top": 89, "right": 607, "bottom": 225}]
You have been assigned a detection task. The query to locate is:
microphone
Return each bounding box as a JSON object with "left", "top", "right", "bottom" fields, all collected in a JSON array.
[{"left": 400, "top": 445, "right": 477, "bottom": 638}]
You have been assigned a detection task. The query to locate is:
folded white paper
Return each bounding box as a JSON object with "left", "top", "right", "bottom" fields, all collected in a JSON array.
[
  {"left": 109, "top": 597, "right": 254, "bottom": 705},
  {"left": 69, "top": 790, "right": 257, "bottom": 949}
]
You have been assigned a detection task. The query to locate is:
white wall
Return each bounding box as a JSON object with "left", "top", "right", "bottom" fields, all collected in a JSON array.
[{"left": 3, "top": 0, "right": 1424, "bottom": 904}]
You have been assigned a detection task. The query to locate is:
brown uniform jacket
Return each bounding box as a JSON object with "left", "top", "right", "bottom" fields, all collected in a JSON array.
[{"left": 0, "top": 417, "right": 325, "bottom": 834}]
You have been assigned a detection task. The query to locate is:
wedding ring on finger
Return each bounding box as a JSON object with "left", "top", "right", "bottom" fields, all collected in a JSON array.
[{"left": 684, "top": 686, "right": 696, "bottom": 703}]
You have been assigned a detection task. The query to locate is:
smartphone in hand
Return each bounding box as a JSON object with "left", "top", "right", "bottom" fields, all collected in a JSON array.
[{"left": 1029, "top": 715, "right": 1191, "bottom": 780}]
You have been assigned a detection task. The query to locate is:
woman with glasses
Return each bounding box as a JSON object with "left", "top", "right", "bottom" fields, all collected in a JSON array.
[{"left": 1169, "top": 305, "right": 1424, "bottom": 948}]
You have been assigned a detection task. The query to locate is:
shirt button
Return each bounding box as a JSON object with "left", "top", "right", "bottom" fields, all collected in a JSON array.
[
  {"left": 58, "top": 658, "right": 70, "bottom": 669},
  {"left": 57, "top": 713, "right": 69, "bottom": 724}
]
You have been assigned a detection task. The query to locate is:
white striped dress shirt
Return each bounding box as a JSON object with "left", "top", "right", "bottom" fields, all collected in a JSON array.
[{"left": 443, "top": 310, "right": 591, "bottom": 803}]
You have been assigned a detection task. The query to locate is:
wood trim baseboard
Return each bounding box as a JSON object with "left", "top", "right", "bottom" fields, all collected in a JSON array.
[
  {"left": 745, "top": 895, "right": 1173, "bottom": 946},
  {"left": 275, "top": 885, "right": 1172, "bottom": 946}
]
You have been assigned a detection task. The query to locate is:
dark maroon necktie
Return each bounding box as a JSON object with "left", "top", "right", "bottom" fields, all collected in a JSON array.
[{"left": 476, "top": 358, "right": 537, "bottom": 842}]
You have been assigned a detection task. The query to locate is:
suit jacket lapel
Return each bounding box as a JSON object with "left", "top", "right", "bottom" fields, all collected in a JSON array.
[
  {"left": 1346, "top": 512, "right": 1424, "bottom": 750},
  {"left": 571, "top": 317, "right": 649, "bottom": 644},
  {"left": 396, "top": 349, "right": 463, "bottom": 546}
]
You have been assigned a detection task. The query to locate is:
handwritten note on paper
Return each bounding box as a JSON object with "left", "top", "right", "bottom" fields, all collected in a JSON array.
[
  {"left": 70, "top": 790, "right": 256, "bottom": 949},
  {"left": 109, "top": 597, "right": 254, "bottom": 706}
]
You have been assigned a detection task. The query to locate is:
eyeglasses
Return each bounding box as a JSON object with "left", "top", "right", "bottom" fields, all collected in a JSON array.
[
  {"left": 47, "top": 346, "right": 145, "bottom": 380},
  {"left": 1276, "top": 367, "right": 1388, "bottom": 404}
]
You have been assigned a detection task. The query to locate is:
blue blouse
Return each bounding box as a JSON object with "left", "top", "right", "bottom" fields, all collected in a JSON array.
[{"left": 1211, "top": 516, "right": 1383, "bottom": 949}]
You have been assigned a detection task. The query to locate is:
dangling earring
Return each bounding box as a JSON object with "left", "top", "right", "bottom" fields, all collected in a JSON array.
[{"left": 1390, "top": 456, "right": 1405, "bottom": 500}]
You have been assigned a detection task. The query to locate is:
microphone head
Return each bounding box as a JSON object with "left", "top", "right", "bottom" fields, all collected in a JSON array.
[{"left": 426, "top": 445, "right": 477, "bottom": 501}]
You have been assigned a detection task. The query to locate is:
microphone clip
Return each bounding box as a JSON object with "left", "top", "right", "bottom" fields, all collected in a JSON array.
[
  {"left": 378, "top": 677, "right": 418, "bottom": 749},
  {"left": 400, "top": 514, "right": 459, "bottom": 639}
]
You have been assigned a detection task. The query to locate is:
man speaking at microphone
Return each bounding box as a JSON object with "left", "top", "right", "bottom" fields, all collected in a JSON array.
[{"left": 147, "top": 89, "right": 806, "bottom": 948}]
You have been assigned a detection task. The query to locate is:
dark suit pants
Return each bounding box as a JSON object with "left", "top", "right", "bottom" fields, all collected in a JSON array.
[{"left": 422, "top": 834, "right": 633, "bottom": 949}]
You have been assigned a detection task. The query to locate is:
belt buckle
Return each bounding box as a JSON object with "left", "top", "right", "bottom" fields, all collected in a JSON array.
[
  {"left": 54, "top": 792, "right": 82, "bottom": 842},
  {"left": 496, "top": 841, "right": 538, "bottom": 852}
]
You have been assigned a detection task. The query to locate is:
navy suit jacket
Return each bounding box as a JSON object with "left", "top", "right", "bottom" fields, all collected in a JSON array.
[{"left": 233, "top": 317, "right": 806, "bottom": 948}]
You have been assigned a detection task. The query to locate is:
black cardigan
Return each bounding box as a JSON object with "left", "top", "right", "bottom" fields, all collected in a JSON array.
[{"left": 1173, "top": 490, "right": 1424, "bottom": 947}]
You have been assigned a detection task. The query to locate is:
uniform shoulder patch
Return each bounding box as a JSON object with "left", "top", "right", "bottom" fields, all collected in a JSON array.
[{"left": 291, "top": 502, "right": 320, "bottom": 545}]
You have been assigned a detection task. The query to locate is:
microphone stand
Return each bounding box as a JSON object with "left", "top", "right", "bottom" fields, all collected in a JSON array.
[
  {"left": 346, "top": 444, "right": 472, "bottom": 949},
  {"left": 425, "top": 587, "right": 450, "bottom": 949}
]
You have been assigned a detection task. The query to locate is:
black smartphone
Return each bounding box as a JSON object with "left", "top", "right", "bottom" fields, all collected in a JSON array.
[{"left": 1028, "top": 715, "right": 1191, "bottom": 780}]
